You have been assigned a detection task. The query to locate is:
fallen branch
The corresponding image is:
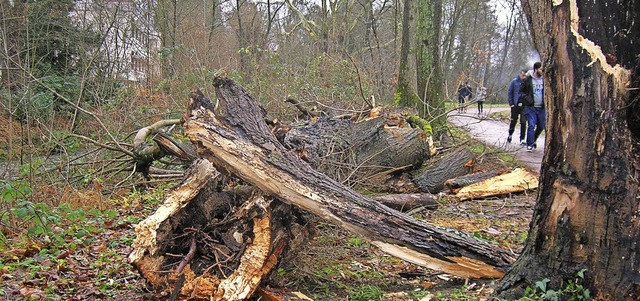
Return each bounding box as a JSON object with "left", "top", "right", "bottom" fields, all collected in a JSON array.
[{"left": 454, "top": 168, "right": 539, "bottom": 201}]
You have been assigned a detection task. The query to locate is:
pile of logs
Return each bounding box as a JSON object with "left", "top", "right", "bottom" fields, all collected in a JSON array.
[{"left": 128, "top": 77, "right": 538, "bottom": 300}]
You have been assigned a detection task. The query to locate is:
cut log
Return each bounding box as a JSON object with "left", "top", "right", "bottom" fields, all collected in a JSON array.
[
  {"left": 371, "top": 193, "right": 439, "bottom": 212},
  {"left": 411, "top": 147, "right": 475, "bottom": 193},
  {"left": 444, "top": 169, "right": 502, "bottom": 194},
  {"left": 454, "top": 168, "right": 539, "bottom": 201},
  {"left": 284, "top": 115, "right": 432, "bottom": 189},
  {"left": 183, "top": 77, "right": 514, "bottom": 279}
]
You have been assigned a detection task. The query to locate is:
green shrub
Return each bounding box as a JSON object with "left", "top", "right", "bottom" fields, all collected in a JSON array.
[{"left": 522, "top": 269, "right": 592, "bottom": 301}]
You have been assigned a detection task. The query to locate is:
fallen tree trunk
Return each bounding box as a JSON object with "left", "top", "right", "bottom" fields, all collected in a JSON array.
[
  {"left": 411, "top": 147, "right": 475, "bottom": 193},
  {"left": 371, "top": 193, "right": 439, "bottom": 212},
  {"left": 444, "top": 169, "right": 502, "bottom": 194},
  {"left": 129, "top": 159, "right": 312, "bottom": 300},
  {"left": 284, "top": 115, "right": 433, "bottom": 189},
  {"left": 184, "top": 77, "right": 513, "bottom": 277}
]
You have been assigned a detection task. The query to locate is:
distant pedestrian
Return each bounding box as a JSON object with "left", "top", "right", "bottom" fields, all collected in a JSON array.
[
  {"left": 465, "top": 83, "right": 473, "bottom": 113},
  {"left": 457, "top": 83, "right": 472, "bottom": 113},
  {"left": 518, "top": 62, "right": 545, "bottom": 152},
  {"left": 476, "top": 86, "right": 486, "bottom": 114},
  {"left": 507, "top": 69, "right": 527, "bottom": 144}
]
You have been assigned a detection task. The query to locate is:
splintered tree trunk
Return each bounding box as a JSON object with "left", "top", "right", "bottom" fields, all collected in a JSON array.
[
  {"left": 184, "top": 78, "right": 514, "bottom": 280},
  {"left": 129, "top": 159, "right": 312, "bottom": 300},
  {"left": 454, "top": 168, "right": 538, "bottom": 201},
  {"left": 497, "top": 0, "right": 640, "bottom": 299}
]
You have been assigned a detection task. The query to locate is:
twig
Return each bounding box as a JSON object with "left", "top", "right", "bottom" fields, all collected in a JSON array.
[
  {"left": 168, "top": 274, "right": 186, "bottom": 301},
  {"left": 113, "top": 164, "right": 137, "bottom": 189},
  {"left": 174, "top": 236, "right": 197, "bottom": 274}
]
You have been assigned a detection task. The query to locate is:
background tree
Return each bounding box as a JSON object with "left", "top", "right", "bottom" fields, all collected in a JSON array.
[
  {"left": 496, "top": 0, "right": 640, "bottom": 299},
  {"left": 416, "top": 0, "right": 444, "bottom": 131},
  {"left": 394, "top": 0, "right": 415, "bottom": 109},
  {"left": 0, "top": 0, "right": 538, "bottom": 201}
]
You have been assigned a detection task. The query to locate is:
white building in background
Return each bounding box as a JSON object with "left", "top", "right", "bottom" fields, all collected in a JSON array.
[{"left": 70, "top": 0, "right": 161, "bottom": 83}]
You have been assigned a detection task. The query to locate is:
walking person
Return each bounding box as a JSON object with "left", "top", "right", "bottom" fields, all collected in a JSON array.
[
  {"left": 476, "top": 86, "right": 486, "bottom": 115},
  {"left": 519, "top": 62, "right": 546, "bottom": 152},
  {"left": 457, "top": 83, "right": 472, "bottom": 113},
  {"left": 507, "top": 70, "right": 527, "bottom": 144}
]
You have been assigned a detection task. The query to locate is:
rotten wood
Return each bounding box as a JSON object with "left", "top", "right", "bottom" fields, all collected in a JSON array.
[
  {"left": 130, "top": 176, "right": 310, "bottom": 300},
  {"left": 183, "top": 77, "right": 514, "bottom": 279},
  {"left": 129, "top": 159, "right": 220, "bottom": 264}
]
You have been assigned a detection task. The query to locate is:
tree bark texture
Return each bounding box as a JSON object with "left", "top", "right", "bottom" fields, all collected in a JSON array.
[
  {"left": 371, "top": 193, "right": 439, "bottom": 212},
  {"left": 284, "top": 116, "right": 432, "bottom": 189},
  {"left": 411, "top": 147, "right": 475, "bottom": 193},
  {"left": 497, "top": 0, "right": 640, "bottom": 299},
  {"left": 184, "top": 77, "right": 514, "bottom": 279}
]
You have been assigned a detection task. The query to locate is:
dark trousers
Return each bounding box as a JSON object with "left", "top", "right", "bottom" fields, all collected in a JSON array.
[
  {"left": 525, "top": 106, "right": 546, "bottom": 147},
  {"left": 508, "top": 106, "right": 526, "bottom": 141},
  {"left": 477, "top": 101, "right": 484, "bottom": 113},
  {"left": 458, "top": 97, "right": 464, "bottom": 112}
]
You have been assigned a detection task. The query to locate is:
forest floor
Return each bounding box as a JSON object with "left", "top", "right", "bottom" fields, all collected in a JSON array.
[{"left": 0, "top": 108, "right": 540, "bottom": 301}]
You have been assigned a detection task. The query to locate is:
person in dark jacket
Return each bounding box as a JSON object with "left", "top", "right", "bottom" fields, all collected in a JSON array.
[
  {"left": 457, "top": 83, "right": 472, "bottom": 113},
  {"left": 507, "top": 69, "right": 527, "bottom": 144},
  {"left": 518, "top": 62, "right": 545, "bottom": 152}
]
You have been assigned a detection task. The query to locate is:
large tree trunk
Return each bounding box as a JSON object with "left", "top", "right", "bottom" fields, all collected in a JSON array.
[
  {"left": 284, "top": 116, "right": 432, "bottom": 189},
  {"left": 497, "top": 0, "right": 640, "bottom": 299},
  {"left": 411, "top": 147, "right": 475, "bottom": 193},
  {"left": 184, "top": 78, "right": 514, "bottom": 278}
]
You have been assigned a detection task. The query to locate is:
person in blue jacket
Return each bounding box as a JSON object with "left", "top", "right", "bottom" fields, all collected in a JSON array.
[
  {"left": 506, "top": 69, "right": 527, "bottom": 144},
  {"left": 519, "top": 62, "right": 545, "bottom": 152}
]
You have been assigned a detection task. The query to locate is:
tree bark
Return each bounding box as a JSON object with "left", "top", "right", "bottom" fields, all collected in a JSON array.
[
  {"left": 444, "top": 169, "right": 501, "bottom": 193},
  {"left": 184, "top": 78, "right": 514, "bottom": 279},
  {"left": 411, "top": 147, "right": 475, "bottom": 193},
  {"left": 497, "top": 0, "right": 640, "bottom": 299},
  {"left": 372, "top": 193, "right": 439, "bottom": 212},
  {"left": 284, "top": 116, "right": 432, "bottom": 189}
]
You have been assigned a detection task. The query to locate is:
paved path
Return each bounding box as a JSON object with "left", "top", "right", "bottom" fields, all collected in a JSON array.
[{"left": 448, "top": 108, "right": 544, "bottom": 173}]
